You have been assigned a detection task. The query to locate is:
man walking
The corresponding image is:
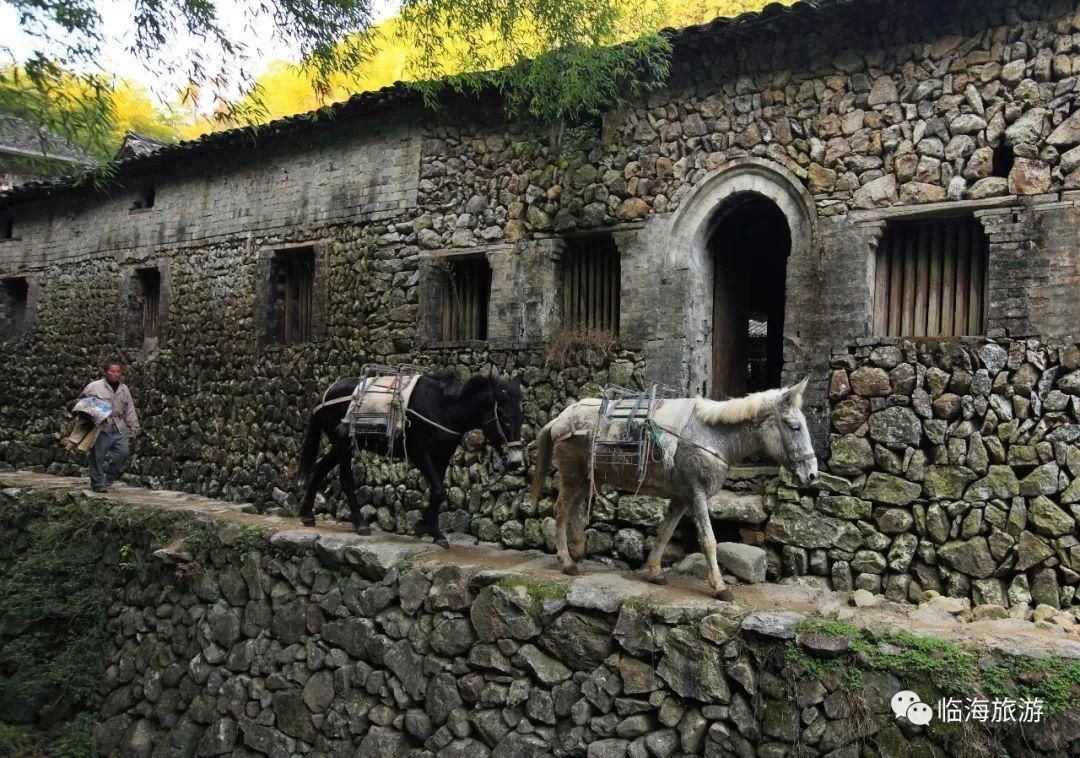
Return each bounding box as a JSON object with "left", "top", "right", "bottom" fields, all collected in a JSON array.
[{"left": 81, "top": 360, "right": 140, "bottom": 492}]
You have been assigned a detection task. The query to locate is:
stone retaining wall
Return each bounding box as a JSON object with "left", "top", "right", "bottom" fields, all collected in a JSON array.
[
  {"left": 768, "top": 336, "right": 1080, "bottom": 610},
  {"left": 3, "top": 484, "right": 1080, "bottom": 757}
]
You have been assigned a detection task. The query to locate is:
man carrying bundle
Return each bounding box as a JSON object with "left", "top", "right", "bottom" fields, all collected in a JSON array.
[{"left": 80, "top": 359, "right": 141, "bottom": 492}]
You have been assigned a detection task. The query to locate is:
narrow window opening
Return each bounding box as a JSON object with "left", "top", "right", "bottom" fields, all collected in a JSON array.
[
  {"left": 561, "top": 234, "right": 621, "bottom": 335},
  {"left": 131, "top": 182, "right": 156, "bottom": 210},
  {"left": 440, "top": 256, "right": 490, "bottom": 341},
  {"left": 992, "top": 144, "right": 1014, "bottom": 179},
  {"left": 269, "top": 248, "right": 315, "bottom": 345},
  {"left": 0, "top": 217, "right": 12, "bottom": 240},
  {"left": 873, "top": 215, "right": 989, "bottom": 337},
  {"left": 137, "top": 268, "right": 161, "bottom": 340},
  {"left": 1, "top": 277, "right": 29, "bottom": 339}
]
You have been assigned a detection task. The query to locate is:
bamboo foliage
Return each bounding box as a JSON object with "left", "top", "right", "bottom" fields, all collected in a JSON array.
[
  {"left": 562, "top": 235, "right": 620, "bottom": 334},
  {"left": 874, "top": 217, "right": 988, "bottom": 338}
]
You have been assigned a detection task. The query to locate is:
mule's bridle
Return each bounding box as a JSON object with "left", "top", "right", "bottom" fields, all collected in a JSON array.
[{"left": 486, "top": 400, "right": 524, "bottom": 456}]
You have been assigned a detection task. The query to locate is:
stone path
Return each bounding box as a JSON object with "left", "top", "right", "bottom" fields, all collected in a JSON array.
[{"left": 5, "top": 469, "right": 1080, "bottom": 660}]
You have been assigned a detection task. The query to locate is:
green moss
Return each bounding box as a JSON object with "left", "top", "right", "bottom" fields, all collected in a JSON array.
[
  {"left": 790, "top": 616, "right": 1080, "bottom": 719},
  {"left": 232, "top": 524, "right": 263, "bottom": 558},
  {"left": 183, "top": 524, "right": 212, "bottom": 554},
  {"left": 841, "top": 667, "right": 864, "bottom": 692},
  {"left": 49, "top": 714, "right": 95, "bottom": 758},
  {"left": 395, "top": 552, "right": 420, "bottom": 574},
  {"left": 784, "top": 640, "right": 848, "bottom": 679},
  {"left": 0, "top": 722, "right": 36, "bottom": 756},
  {"left": 0, "top": 490, "right": 189, "bottom": 752},
  {"left": 791, "top": 618, "right": 978, "bottom": 694},
  {"left": 795, "top": 618, "right": 862, "bottom": 638},
  {"left": 622, "top": 595, "right": 658, "bottom": 614},
  {"left": 497, "top": 574, "right": 570, "bottom": 603},
  {"left": 982, "top": 655, "right": 1080, "bottom": 715},
  {"left": 862, "top": 628, "right": 978, "bottom": 695}
]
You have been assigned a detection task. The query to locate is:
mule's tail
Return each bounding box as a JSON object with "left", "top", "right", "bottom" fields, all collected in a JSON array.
[
  {"left": 296, "top": 412, "right": 323, "bottom": 490},
  {"left": 530, "top": 420, "right": 554, "bottom": 505}
]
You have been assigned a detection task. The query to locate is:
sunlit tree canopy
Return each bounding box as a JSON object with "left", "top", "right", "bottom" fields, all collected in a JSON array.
[{"left": 1, "top": 0, "right": 793, "bottom": 171}]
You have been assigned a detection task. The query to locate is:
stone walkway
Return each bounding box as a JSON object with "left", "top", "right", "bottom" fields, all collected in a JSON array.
[{"left": 5, "top": 469, "right": 1080, "bottom": 660}]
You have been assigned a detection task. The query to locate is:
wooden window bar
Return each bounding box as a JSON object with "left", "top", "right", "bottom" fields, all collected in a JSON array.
[
  {"left": 442, "top": 257, "right": 491, "bottom": 341},
  {"left": 138, "top": 269, "right": 160, "bottom": 339},
  {"left": 562, "top": 235, "right": 620, "bottom": 333},
  {"left": 874, "top": 216, "right": 988, "bottom": 337},
  {"left": 274, "top": 250, "right": 314, "bottom": 344}
]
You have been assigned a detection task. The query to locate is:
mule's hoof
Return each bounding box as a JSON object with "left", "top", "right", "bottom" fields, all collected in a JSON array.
[
  {"left": 562, "top": 564, "right": 580, "bottom": 576},
  {"left": 354, "top": 525, "right": 372, "bottom": 536},
  {"left": 301, "top": 517, "right": 316, "bottom": 527},
  {"left": 715, "top": 588, "right": 735, "bottom": 602},
  {"left": 434, "top": 536, "right": 450, "bottom": 550},
  {"left": 647, "top": 573, "right": 668, "bottom": 586}
]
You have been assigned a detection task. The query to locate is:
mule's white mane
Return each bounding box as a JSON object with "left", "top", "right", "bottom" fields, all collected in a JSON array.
[{"left": 692, "top": 385, "right": 802, "bottom": 425}]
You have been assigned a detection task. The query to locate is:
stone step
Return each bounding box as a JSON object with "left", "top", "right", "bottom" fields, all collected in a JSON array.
[
  {"left": 708, "top": 491, "right": 767, "bottom": 524},
  {"left": 726, "top": 464, "right": 779, "bottom": 481}
]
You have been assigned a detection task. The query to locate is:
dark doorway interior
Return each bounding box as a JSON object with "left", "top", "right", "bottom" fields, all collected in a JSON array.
[{"left": 708, "top": 193, "right": 791, "bottom": 399}]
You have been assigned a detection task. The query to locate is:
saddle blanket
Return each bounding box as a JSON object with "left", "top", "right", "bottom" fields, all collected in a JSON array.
[
  {"left": 345, "top": 374, "right": 421, "bottom": 431},
  {"left": 549, "top": 397, "right": 696, "bottom": 446}
]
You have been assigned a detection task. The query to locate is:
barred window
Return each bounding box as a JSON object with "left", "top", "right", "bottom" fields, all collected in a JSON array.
[
  {"left": 137, "top": 268, "right": 161, "bottom": 340},
  {"left": 874, "top": 216, "right": 988, "bottom": 337},
  {"left": 1, "top": 277, "right": 28, "bottom": 338},
  {"left": 441, "top": 256, "right": 490, "bottom": 341},
  {"left": 561, "top": 234, "right": 620, "bottom": 334},
  {"left": 270, "top": 247, "right": 315, "bottom": 344}
]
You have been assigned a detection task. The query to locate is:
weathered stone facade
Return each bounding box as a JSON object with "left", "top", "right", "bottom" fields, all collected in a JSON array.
[
  {"left": 0, "top": 0, "right": 1079, "bottom": 593},
  {"left": 768, "top": 336, "right": 1080, "bottom": 609}
]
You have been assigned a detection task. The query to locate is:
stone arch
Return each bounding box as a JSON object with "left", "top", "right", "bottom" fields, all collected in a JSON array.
[{"left": 664, "top": 158, "right": 817, "bottom": 397}]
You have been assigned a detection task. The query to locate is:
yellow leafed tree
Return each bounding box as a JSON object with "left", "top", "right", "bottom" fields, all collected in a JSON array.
[{"left": 184, "top": 0, "right": 792, "bottom": 138}]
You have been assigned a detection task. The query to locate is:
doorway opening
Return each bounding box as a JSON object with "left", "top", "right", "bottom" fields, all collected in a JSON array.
[{"left": 708, "top": 193, "right": 791, "bottom": 399}]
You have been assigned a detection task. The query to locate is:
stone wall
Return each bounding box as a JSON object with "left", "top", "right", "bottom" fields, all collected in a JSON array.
[
  {"left": 767, "top": 336, "right": 1080, "bottom": 610},
  {"left": 4, "top": 484, "right": 1080, "bottom": 757},
  {"left": 1, "top": 0, "right": 1080, "bottom": 564}
]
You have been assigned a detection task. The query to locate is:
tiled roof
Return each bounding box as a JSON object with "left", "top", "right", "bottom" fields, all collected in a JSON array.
[
  {"left": 0, "top": 114, "right": 96, "bottom": 165},
  {"left": 114, "top": 131, "right": 170, "bottom": 161},
  {"left": 0, "top": 0, "right": 863, "bottom": 204}
]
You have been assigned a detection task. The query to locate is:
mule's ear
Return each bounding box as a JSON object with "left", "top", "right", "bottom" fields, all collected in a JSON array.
[
  {"left": 783, "top": 375, "right": 810, "bottom": 406},
  {"left": 513, "top": 374, "right": 523, "bottom": 387}
]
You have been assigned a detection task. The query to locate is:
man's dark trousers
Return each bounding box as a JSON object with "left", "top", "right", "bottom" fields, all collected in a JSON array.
[{"left": 90, "top": 427, "right": 130, "bottom": 489}]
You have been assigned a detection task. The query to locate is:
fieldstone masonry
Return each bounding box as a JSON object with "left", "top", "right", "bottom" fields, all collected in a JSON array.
[
  {"left": 4, "top": 480, "right": 1080, "bottom": 757},
  {"left": 0, "top": 0, "right": 1079, "bottom": 610},
  {"left": 768, "top": 336, "right": 1080, "bottom": 611}
]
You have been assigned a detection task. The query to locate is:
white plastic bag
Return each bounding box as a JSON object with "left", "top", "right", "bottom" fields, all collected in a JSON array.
[{"left": 73, "top": 397, "right": 112, "bottom": 426}]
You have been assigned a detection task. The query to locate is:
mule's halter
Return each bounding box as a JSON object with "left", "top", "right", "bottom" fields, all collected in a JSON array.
[{"left": 485, "top": 387, "right": 523, "bottom": 456}]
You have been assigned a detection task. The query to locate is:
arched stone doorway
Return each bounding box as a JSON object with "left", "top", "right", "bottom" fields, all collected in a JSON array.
[
  {"left": 708, "top": 193, "right": 791, "bottom": 398},
  {"left": 657, "top": 158, "right": 816, "bottom": 398}
]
